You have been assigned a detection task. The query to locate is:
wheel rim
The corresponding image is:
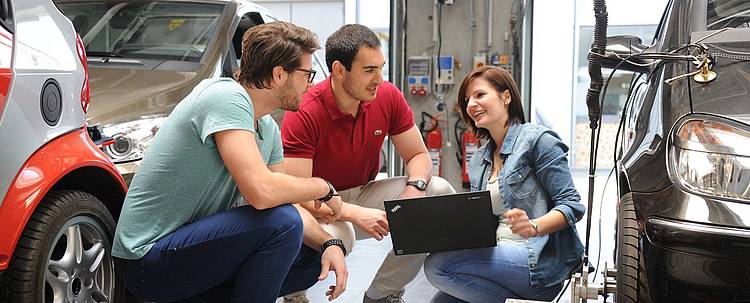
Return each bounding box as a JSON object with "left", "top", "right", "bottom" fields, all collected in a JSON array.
[{"left": 44, "top": 216, "right": 115, "bottom": 303}]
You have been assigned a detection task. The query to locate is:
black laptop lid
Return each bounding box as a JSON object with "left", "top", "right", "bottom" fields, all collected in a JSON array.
[{"left": 384, "top": 191, "right": 497, "bottom": 255}]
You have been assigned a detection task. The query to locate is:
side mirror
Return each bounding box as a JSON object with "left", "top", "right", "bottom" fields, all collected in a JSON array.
[{"left": 598, "top": 35, "right": 651, "bottom": 74}]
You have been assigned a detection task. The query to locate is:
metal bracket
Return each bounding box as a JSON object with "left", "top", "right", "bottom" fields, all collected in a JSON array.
[{"left": 569, "top": 263, "right": 617, "bottom": 303}]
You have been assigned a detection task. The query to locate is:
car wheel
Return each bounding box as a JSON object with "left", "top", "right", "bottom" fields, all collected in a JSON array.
[
  {"left": 615, "top": 193, "right": 650, "bottom": 303},
  {"left": 2, "top": 190, "right": 122, "bottom": 303}
]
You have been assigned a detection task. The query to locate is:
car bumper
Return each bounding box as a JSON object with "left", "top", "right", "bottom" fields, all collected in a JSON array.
[{"left": 633, "top": 187, "right": 750, "bottom": 301}]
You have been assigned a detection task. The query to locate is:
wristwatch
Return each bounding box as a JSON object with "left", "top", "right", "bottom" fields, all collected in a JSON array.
[
  {"left": 321, "top": 238, "right": 347, "bottom": 255},
  {"left": 317, "top": 180, "right": 339, "bottom": 202},
  {"left": 405, "top": 179, "right": 427, "bottom": 191}
]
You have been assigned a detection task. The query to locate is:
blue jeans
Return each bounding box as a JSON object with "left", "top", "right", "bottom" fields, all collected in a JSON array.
[
  {"left": 121, "top": 204, "right": 320, "bottom": 303},
  {"left": 424, "top": 244, "right": 562, "bottom": 303}
]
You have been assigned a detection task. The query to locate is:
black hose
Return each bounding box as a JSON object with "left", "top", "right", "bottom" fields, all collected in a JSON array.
[
  {"left": 419, "top": 111, "right": 438, "bottom": 133},
  {"left": 583, "top": 0, "right": 607, "bottom": 269},
  {"left": 586, "top": 0, "right": 608, "bottom": 130}
]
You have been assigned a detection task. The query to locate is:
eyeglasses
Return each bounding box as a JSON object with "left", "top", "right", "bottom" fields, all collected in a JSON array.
[{"left": 289, "top": 68, "right": 316, "bottom": 84}]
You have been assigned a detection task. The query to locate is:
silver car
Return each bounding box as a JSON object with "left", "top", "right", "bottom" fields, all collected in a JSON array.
[{"left": 56, "top": 0, "right": 329, "bottom": 184}]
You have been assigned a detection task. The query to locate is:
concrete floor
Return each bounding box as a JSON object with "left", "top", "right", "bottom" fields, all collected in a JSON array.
[
  {"left": 127, "top": 169, "right": 618, "bottom": 303},
  {"left": 279, "top": 169, "right": 618, "bottom": 303}
]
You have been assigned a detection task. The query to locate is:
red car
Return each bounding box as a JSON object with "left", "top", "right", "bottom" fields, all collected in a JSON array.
[{"left": 0, "top": 0, "right": 127, "bottom": 302}]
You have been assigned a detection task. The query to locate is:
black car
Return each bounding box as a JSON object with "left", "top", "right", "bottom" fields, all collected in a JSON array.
[{"left": 601, "top": 0, "right": 750, "bottom": 302}]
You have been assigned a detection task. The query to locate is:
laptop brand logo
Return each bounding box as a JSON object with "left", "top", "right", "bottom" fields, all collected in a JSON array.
[
  {"left": 374, "top": 129, "right": 383, "bottom": 136},
  {"left": 390, "top": 205, "right": 402, "bottom": 212},
  {"left": 468, "top": 196, "right": 481, "bottom": 200}
]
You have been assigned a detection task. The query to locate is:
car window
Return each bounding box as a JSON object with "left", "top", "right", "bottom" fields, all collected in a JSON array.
[
  {"left": 707, "top": 0, "right": 750, "bottom": 30},
  {"left": 58, "top": 1, "right": 224, "bottom": 62},
  {"left": 0, "top": 0, "right": 12, "bottom": 33},
  {"left": 312, "top": 54, "right": 327, "bottom": 83}
]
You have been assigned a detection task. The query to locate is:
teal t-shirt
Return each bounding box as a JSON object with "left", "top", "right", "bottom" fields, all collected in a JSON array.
[{"left": 112, "top": 78, "right": 283, "bottom": 260}]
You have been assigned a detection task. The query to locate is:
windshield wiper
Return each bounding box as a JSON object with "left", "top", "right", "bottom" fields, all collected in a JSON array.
[{"left": 87, "top": 51, "right": 123, "bottom": 58}]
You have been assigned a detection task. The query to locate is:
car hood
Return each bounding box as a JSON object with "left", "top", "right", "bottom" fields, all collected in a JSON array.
[
  {"left": 85, "top": 66, "right": 206, "bottom": 126},
  {"left": 690, "top": 42, "right": 750, "bottom": 126}
]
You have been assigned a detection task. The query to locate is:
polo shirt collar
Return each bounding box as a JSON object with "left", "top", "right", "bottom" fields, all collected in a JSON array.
[{"left": 322, "top": 76, "right": 374, "bottom": 120}]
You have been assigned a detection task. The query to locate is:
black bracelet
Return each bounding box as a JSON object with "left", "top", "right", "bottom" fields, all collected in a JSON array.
[
  {"left": 321, "top": 238, "right": 347, "bottom": 255},
  {"left": 317, "top": 180, "right": 339, "bottom": 202}
]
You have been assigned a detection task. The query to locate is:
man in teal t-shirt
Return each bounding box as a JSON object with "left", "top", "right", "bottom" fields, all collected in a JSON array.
[{"left": 113, "top": 22, "right": 349, "bottom": 303}]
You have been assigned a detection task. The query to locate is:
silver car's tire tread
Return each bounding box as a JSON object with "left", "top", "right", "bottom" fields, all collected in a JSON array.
[{"left": 1, "top": 190, "right": 120, "bottom": 303}]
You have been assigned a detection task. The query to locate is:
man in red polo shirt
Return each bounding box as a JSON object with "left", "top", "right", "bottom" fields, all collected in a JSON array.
[{"left": 282, "top": 24, "right": 455, "bottom": 303}]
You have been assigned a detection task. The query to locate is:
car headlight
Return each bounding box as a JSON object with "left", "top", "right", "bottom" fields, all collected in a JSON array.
[
  {"left": 668, "top": 115, "right": 750, "bottom": 201},
  {"left": 102, "top": 117, "right": 167, "bottom": 164}
]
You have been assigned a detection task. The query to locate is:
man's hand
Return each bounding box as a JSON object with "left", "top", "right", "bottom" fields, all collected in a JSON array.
[
  {"left": 349, "top": 206, "right": 389, "bottom": 240},
  {"left": 397, "top": 185, "right": 427, "bottom": 200},
  {"left": 503, "top": 208, "right": 536, "bottom": 239},
  {"left": 306, "top": 202, "right": 334, "bottom": 220},
  {"left": 315, "top": 195, "right": 342, "bottom": 222},
  {"left": 319, "top": 246, "right": 347, "bottom": 301}
]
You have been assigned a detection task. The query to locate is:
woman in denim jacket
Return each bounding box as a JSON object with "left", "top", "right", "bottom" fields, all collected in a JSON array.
[{"left": 424, "top": 66, "right": 586, "bottom": 302}]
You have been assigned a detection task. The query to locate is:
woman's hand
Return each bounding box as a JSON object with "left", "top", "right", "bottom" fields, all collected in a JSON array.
[{"left": 503, "top": 208, "right": 539, "bottom": 239}]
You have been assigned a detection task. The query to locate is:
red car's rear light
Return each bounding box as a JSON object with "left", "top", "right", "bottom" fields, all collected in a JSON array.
[
  {"left": 75, "top": 34, "right": 90, "bottom": 113},
  {"left": 0, "top": 26, "right": 12, "bottom": 118}
]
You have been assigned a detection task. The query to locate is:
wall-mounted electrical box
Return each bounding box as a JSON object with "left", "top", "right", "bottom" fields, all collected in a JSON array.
[
  {"left": 473, "top": 53, "right": 487, "bottom": 69},
  {"left": 434, "top": 55, "right": 454, "bottom": 85},
  {"left": 490, "top": 53, "right": 513, "bottom": 75},
  {"left": 407, "top": 56, "right": 431, "bottom": 96}
]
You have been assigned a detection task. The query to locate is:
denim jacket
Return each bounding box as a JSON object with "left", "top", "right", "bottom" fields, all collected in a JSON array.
[{"left": 468, "top": 122, "right": 585, "bottom": 288}]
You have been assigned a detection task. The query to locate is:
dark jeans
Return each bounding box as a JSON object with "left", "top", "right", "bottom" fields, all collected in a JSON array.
[{"left": 122, "top": 204, "right": 321, "bottom": 303}]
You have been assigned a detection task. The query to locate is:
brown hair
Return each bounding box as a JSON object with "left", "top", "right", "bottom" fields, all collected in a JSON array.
[
  {"left": 239, "top": 21, "right": 320, "bottom": 89},
  {"left": 325, "top": 24, "right": 381, "bottom": 72},
  {"left": 457, "top": 66, "right": 526, "bottom": 141}
]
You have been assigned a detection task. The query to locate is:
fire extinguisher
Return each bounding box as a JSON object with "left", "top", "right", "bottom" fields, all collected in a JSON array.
[
  {"left": 427, "top": 127, "right": 442, "bottom": 177},
  {"left": 420, "top": 112, "right": 443, "bottom": 176},
  {"left": 461, "top": 131, "right": 480, "bottom": 188}
]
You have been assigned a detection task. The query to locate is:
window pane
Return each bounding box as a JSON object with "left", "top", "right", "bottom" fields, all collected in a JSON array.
[{"left": 59, "top": 1, "right": 224, "bottom": 62}]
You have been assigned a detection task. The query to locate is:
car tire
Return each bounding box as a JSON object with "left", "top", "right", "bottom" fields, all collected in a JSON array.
[
  {"left": 2, "top": 190, "right": 123, "bottom": 303},
  {"left": 615, "top": 193, "right": 649, "bottom": 303}
]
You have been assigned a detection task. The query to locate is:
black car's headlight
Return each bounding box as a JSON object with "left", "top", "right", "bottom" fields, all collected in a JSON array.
[
  {"left": 102, "top": 117, "right": 166, "bottom": 164},
  {"left": 668, "top": 114, "right": 750, "bottom": 201}
]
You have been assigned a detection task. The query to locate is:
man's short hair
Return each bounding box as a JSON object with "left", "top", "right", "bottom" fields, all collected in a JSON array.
[
  {"left": 239, "top": 21, "right": 320, "bottom": 89},
  {"left": 325, "top": 24, "right": 381, "bottom": 72}
]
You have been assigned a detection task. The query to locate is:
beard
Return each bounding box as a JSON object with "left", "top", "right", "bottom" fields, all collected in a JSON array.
[
  {"left": 278, "top": 79, "right": 301, "bottom": 111},
  {"left": 343, "top": 77, "right": 378, "bottom": 101}
]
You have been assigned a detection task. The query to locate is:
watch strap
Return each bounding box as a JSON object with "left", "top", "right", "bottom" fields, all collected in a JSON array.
[
  {"left": 317, "top": 180, "right": 339, "bottom": 202},
  {"left": 321, "top": 238, "right": 347, "bottom": 255}
]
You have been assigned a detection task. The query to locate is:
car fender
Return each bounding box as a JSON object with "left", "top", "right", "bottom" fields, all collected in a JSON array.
[{"left": 0, "top": 127, "right": 126, "bottom": 270}]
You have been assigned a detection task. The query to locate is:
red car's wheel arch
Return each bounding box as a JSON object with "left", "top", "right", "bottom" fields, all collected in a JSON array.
[{"left": 0, "top": 127, "right": 126, "bottom": 270}]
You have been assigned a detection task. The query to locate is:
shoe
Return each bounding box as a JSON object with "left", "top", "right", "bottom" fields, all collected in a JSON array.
[
  {"left": 363, "top": 290, "right": 405, "bottom": 303},
  {"left": 283, "top": 291, "right": 310, "bottom": 303}
]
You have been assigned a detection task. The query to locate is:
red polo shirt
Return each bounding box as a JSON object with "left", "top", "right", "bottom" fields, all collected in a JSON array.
[{"left": 282, "top": 77, "right": 414, "bottom": 190}]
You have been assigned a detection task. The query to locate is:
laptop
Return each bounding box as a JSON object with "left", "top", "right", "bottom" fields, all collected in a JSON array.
[{"left": 384, "top": 191, "right": 497, "bottom": 255}]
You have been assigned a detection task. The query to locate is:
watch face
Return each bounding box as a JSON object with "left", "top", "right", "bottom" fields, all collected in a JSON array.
[{"left": 409, "top": 180, "right": 427, "bottom": 190}]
